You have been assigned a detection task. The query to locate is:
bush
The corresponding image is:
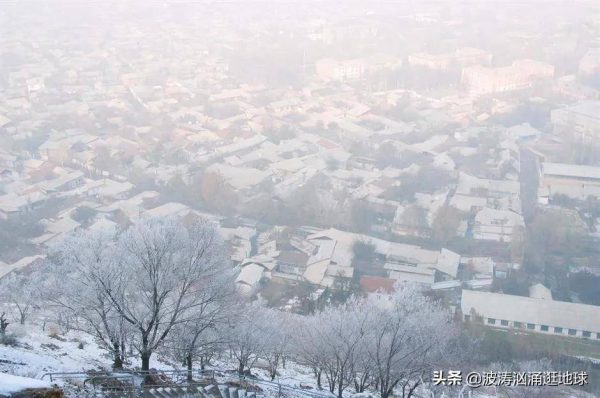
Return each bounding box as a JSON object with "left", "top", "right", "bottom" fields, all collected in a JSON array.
[{"left": 0, "top": 333, "right": 19, "bottom": 347}]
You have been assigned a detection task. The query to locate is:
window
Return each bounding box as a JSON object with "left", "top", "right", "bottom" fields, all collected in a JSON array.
[
  {"left": 583, "top": 331, "right": 591, "bottom": 338},
  {"left": 487, "top": 318, "right": 496, "bottom": 325},
  {"left": 464, "top": 315, "right": 470, "bottom": 322},
  {"left": 541, "top": 325, "right": 549, "bottom": 332},
  {"left": 554, "top": 327, "right": 563, "bottom": 334},
  {"left": 527, "top": 323, "right": 535, "bottom": 330},
  {"left": 514, "top": 321, "right": 522, "bottom": 328},
  {"left": 568, "top": 329, "right": 577, "bottom": 336},
  {"left": 597, "top": 333, "right": 600, "bottom": 339},
  {"left": 500, "top": 320, "right": 509, "bottom": 326}
]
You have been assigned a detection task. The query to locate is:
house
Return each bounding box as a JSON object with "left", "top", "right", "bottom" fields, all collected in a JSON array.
[
  {"left": 220, "top": 226, "right": 256, "bottom": 264},
  {"left": 235, "top": 263, "right": 265, "bottom": 296},
  {"left": 0, "top": 255, "right": 45, "bottom": 279},
  {"left": 472, "top": 208, "right": 525, "bottom": 242},
  {"left": 461, "top": 288, "right": 600, "bottom": 340},
  {"left": 384, "top": 263, "right": 435, "bottom": 286},
  {"left": 274, "top": 251, "right": 308, "bottom": 279},
  {"left": 360, "top": 275, "right": 396, "bottom": 295},
  {"left": 0, "top": 191, "right": 47, "bottom": 218},
  {"left": 38, "top": 170, "right": 84, "bottom": 192}
]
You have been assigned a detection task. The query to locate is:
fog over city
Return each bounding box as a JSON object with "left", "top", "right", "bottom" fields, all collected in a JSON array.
[{"left": 1, "top": 1, "right": 600, "bottom": 397}]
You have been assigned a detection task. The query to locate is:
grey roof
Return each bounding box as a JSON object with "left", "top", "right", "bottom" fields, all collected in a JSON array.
[{"left": 542, "top": 162, "right": 600, "bottom": 180}]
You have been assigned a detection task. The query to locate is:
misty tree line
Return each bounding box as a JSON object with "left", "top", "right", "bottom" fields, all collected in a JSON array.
[{"left": 0, "top": 217, "right": 467, "bottom": 398}]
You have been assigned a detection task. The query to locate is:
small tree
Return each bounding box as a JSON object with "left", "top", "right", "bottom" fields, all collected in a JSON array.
[
  {"left": 261, "top": 310, "right": 290, "bottom": 381},
  {"left": 227, "top": 304, "right": 270, "bottom": 375},
  {"left": 0, "top": 271, "right": 40, "bottom": 325},
  {"left": 164, "top": 267, "right": 235, "bottom": 381},
  {"left": 0, "top": 312, "right": 9, "bottom": 336},
  {"left": 431, "top": 206, "right": 463, "bottom": 243}
]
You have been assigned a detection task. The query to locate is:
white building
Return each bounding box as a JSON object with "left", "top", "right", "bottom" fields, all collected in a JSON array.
[
  {"left": 538, "top": 162, "right": 600, "bottom": 203},
  {"left": 461, "top": 289, "right": 600, "bottom": 340}
]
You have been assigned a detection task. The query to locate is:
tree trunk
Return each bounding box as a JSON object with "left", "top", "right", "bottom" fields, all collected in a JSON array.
[
  {"left": 238, "top": 361, "right": 245, "bottom": 376},
  {"left": 186, "top": 355, "right": 193, "bottom": 382},
  {"left": 141, "top": 352, "right": 151, "bottom": 372},
  {"left": 405, "top": 380, "right": 420, "bottom": 398},
  {"left": 112, "top": 342, "right": 124, "bottom": 369},
  {"left": 0, "top": 313, "right": 9, "bottom": 336},
  {"left": 316, "top": 370, "right": 322, "bottom": 390}
]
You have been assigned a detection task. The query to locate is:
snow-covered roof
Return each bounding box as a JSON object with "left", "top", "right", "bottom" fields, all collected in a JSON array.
[
  {"left": 143, "top": 202, "right": 190, "bottom": 218},
  {"left": 435, "top": 249, "right": 460, "bottom": 278},
  {"left": 235, "top": 263, "right": 265, "bottom": 287},
  {"left": 0, "top": 255, "right": 45, "bottom": 278}
]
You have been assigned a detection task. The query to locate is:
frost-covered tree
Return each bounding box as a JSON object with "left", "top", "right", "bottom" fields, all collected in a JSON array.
[
  {"left": 47, "top": 227, "right": 132, "bottom": 369},
  {"left": 227, "top": 304, "right": 270, "bottom": 375},
  {"left": 51, "top": 217, "right": 229, "bottom": 371},
  {"left": 0, "top": 270, "right": 41, "bottom": 325},
  {"left": 260, "top": 309, "right": 291, "bottom": 381},
  {"left": 298, "top": 299, "right": 371, "bottom": 398},
  {"left": 292, "top": 314, "right": 326, "bottom": 389},
  {"left": 163, "top": 264, "right": 235, "bottom": 381},
  {"left": 364, "top": 284, "right": 456, "bottom": 398}
]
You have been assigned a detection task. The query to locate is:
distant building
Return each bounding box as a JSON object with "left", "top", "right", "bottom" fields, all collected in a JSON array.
[
  {"left": 461, "top": 289, "right": 600, "bottom": 340},
  {"left": 408, "top": 47, "right": 491, "bottom": 70},
  {"left": 462, "top": 59, "right": 554, "bottom": 95},
  {"left": 578, "top": 48, "right": 600, "bottom": 76},
  {"left": 551, "top": 101, "right": 600, "bottom": 140},
  {"left": 316, "top": 58, "right": 366, "bottom": 82}
]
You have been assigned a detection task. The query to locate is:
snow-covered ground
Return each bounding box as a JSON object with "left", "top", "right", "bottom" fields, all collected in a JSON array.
[
  {"left": 0, "top": 322, "right": 321, "bottom": 390},
  {"left": 1, "top": 323, "right": 593, "bottom": 398},
  {"left": 0, "top": 373, "right": 51, "bottom": 396},
  {"left": 0, "top": 323, "right": 167, "bottom": 379}
]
